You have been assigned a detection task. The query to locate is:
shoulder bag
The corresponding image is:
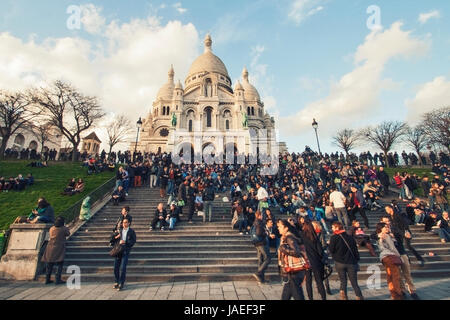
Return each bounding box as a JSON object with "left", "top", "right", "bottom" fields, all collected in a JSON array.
[
  {"left": 109, "top": 241, "right": 125, "bottom": 257},
  {"left": 338, "top": 234, "right": 360, "bottom": 271}
]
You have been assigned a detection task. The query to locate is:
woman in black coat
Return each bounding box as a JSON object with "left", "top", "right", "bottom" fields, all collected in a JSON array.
[
  {"left": 277, "top": 219, "right": 306, "bottom": 300},
  {"left": 301, "top": 218, "right": 327, "bottom": 300}
]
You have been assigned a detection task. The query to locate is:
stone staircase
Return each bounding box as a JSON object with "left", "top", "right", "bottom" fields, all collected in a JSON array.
[{"left": 38, "top": 186, "right": 450, "bottom": 283}]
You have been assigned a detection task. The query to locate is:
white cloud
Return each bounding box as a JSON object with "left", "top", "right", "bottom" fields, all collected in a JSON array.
[
  {"left": 279, "top": 22, "right": 428, "bottom": 140},
  {"left": 405, "top": 76, "right": 450, "bottom": 123},
  {"left": 288, "top": 0, "right": 325, "bottom": 25},
  {"left": 80, "top": 4, "right": 106, "bottom": 34},
  {"left": 418, "top": 10, "right": 440, "bottom": 24},
  {"left": 0, "top": 15, "right": 200, "bottom": 151},
  {"left": 173, "top": 2, "right": 187, "bottom": 14}
]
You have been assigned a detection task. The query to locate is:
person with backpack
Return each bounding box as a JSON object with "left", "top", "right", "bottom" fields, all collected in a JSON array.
[
  {"left": 277, "top": 219, "right": 308, "bottom": 300},
  {"left": 251, "top": 210, "right": 271, "bottom": 284},
  {"left": 149, "top": 162, "right": 158, "bottom": 188}
]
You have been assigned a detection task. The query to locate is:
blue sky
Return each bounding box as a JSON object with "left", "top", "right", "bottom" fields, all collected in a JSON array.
[{"left": 1, "top": 0, "right": 449, "bottom": 153}]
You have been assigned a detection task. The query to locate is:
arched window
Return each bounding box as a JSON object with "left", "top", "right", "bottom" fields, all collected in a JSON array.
[
  {"left": 189, "top": 120, "right": 193, "bottom": 132},
  {"left": 205, "top": 107, "right": 212, "bottom": 128},
  {"left": 226, "top": 120, "right": 230, "bottom": 130},
  {"left": 14, "top": 134, "right": 25, "bottom": 147},
  {"left": 251, "top": 107, "right": 255, "bottom": 116},
  {"left": 247, "top": 107, "right": 250, "bottom": 115},
  {"left": 167, "top": 106, "right": 170, "bottom": 115},
  {"left": 162, "top": 106, "right": 166, "bottom": 115},
  {"left": 205, "top": 79, "right": 212, "bottom": 97}
]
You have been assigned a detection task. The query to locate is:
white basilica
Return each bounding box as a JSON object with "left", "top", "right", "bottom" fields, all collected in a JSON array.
[{"left": 135, "top": 34, "right": 286, "bottom": 158}]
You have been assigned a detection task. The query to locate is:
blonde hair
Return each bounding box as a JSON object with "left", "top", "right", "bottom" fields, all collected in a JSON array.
[{"left": 311, "top": 221, "right": 322, "bottom": 232}]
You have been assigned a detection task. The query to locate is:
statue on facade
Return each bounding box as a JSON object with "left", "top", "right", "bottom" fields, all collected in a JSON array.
[
  {"left": 171, "top": 113, "right": 177, "bottom": 127},
  {"left": 242, "top": 112, "right": 248, "bottom": 128}
]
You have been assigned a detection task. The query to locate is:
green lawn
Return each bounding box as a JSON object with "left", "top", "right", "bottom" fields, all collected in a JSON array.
[{"left": 0, "top": 161, "right": 115, "bottom": 231}]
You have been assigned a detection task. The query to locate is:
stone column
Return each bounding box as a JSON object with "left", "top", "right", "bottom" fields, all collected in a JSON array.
[{"left": 0, "top": 223, "right": 53, "bottom": 280}]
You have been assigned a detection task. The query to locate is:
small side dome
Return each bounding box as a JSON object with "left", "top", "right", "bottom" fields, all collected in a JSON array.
[
  {"left": 241, "top": 67, "right": 260, "bottom": 101},
  {"left": 175, "top": 79, "right": 183, "bottom": 90},
  {"left": 234, "top": 80, "right": 243, "bottom": 91},
  {"left": 156, "top": 65, "right": 176, "bottom": 100}
]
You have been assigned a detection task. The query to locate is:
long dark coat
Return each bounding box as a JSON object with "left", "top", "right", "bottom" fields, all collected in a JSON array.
[{"left": 41, "top": 226, "right": 70, "bottom": 263}]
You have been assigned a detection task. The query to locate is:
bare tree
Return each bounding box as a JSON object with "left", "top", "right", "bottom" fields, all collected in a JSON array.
[
  {"left": 31, "top": 121, "right": 58, "bottom": 155},
  {"left": 363, "top": 121, "right": 407, "bottom": 167},
  {"left": 420, "top": 106, "right": 450, "bottom": 153},
  {"left": 332, "top": 129, "right": 360, "bottom": 155},
  {"left": 403, "top": 125, "right": 428, "bottom": 166},
  {"left": 32, "top": 80, "right": 105, "bottom": 162},
  {"left": 106, "top": 114, "right": 132, "bottom": 155},
  {"left": 0, "top": 90, "right": 34, "bottom": 159}
]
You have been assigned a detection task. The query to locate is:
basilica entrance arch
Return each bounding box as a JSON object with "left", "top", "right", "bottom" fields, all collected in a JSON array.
[{"left": 175, "top": 142, "right": 194, "bottom": 164}]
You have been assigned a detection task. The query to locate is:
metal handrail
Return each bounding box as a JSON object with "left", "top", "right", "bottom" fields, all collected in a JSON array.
[{"left": 59, "top": 176, "right": 116, "bottom": 224}]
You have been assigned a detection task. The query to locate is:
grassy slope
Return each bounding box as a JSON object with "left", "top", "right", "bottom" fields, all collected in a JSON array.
[
  {"left": 384, "top": 167, "right": 446, "bottom": 198},
  {"left": 0, "top": 161, "right": 114, "bottom": 230}
]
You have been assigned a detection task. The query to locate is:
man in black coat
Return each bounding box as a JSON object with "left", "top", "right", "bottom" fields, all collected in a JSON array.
[
  {"left": 187, "top": 182, "right": 197, "bottom": 223},
  {"left": 111, "top": 218, "right": 136, "bottom": 291},
  {"left": 203, "top": 182, "right": 215, "bottom": 223},
  {"left": 377, "top": 167, "right": 390, "bottom": 195},
  {"left": 113, "top": 206, "right": 132, "bottom": 232},
  {"left": 385, "top": 205, "right": 425, "bottom": 266},
  {"left": 252, "top": 211, "right": 270, "bottom": 284}
]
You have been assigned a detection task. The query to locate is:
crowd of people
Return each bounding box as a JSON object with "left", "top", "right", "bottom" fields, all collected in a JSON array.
[
  {"left": 6, "top": 144, "right": 448, "bottom": 298},
  {"left": 105, "top": 147, "right": 448, "bottom": 298},
  {"left": 0, "top": 174, "right": 34, "bottom": 192}
]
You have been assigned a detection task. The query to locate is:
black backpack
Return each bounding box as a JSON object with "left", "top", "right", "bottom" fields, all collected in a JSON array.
[{"left": 250, "top": 224, "right": 264, "bottom": 245}]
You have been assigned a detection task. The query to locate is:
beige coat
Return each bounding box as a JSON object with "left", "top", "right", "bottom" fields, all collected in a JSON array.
[{"left": 41, "top": 226, "right": 70, "bottom": 263}]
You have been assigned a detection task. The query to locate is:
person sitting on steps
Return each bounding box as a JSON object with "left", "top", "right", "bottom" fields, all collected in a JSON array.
[{"left": 150, "top": 203, "right": 169, "bottom": 231}]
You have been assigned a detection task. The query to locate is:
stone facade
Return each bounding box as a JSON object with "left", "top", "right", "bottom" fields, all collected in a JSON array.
[{"left": 134, "top": 34, "right": 286, "bottom": 157}]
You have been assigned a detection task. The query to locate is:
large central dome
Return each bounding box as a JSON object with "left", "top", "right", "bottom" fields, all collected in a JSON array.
[{"left": 185, "top": 34, "right": 230, "bottom": 83}]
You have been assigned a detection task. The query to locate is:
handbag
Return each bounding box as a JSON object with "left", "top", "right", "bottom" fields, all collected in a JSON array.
[
  {"left": 281, "top": 244, "right": 311, "bottom": 273},
  {"left": 383, "top": 254, "right": 403, "bottom": 266},
  {"left": 109, "top": 242, "right": 125, "bottom": 257}
]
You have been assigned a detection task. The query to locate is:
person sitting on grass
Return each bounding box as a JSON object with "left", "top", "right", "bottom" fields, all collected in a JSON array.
[
  {"left": 62, "top": 178, "right": 76, "bottom": 195},
  {"left": 4, "top": 177, "right": 15, "bottom": 192},
  {"left": 13, "top": 174, "right": 27, "bottom": 191},
  {"left": 73, "top": 178, "right": 85, "bottom": 194},
  {"left": 26, "top": 173, "right": 34, "bottom": 186}
]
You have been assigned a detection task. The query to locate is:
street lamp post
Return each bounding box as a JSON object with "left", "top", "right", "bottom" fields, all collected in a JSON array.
[
  {"left": 134, "top": 117, "right": 143, "bottom": 161},
  {"left": 312, "top": 118, "right": 321, "bottom": 155}
]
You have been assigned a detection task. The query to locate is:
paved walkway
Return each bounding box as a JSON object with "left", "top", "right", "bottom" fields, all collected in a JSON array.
[{"left": 0, "top": 278, "right": 449, "bottom": 300}]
